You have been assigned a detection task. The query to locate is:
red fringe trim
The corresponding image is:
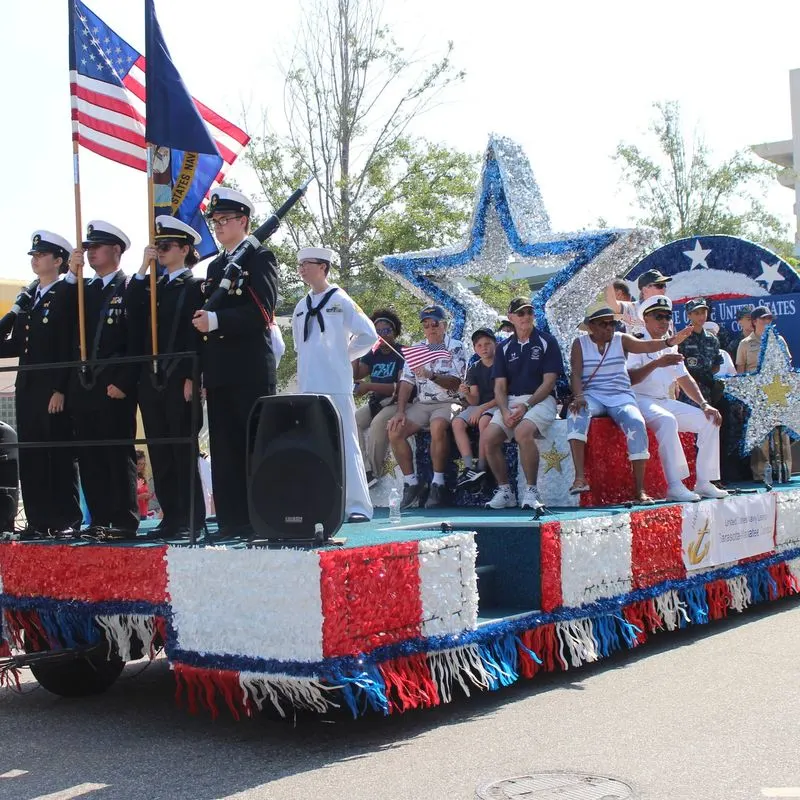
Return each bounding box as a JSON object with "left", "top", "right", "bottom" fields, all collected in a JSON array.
[
  {"left": 518, "top": 623, "right": 563, "bottom": 677},
  {"left": 4, "top": 608, "right": 54, "bottom": 651},
  {"left": 173, "top": 663, "right": 248, "bottom": 721},
  {"left": 768, "top": 563, "right": 799, "bottom": 600},
  {"left": 622, "top": 603, "right": 649, "bottom": 645},
  {"left": 378, "top": 653, "right": 440, "bottom": 713},
  {"left": 706, "top": 580, "right": 732, "bottom": 620}
]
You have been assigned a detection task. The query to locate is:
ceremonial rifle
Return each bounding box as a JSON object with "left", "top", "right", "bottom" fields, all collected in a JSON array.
[
  {"left": 0, "top": 279, "right": 39, "bottom": 340},
  {"left": 202, "top": 176, "right": 314, "bottom": 313}
]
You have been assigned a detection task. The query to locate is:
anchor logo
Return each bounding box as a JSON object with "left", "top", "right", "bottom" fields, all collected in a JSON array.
[{"left": 687, "top": 519, "right": 711, "bottom": 565}]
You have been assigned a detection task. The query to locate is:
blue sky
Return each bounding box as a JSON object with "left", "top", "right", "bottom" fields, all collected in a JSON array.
[{"left": 2, "top": 0, "right": 798, "bottom": 281}]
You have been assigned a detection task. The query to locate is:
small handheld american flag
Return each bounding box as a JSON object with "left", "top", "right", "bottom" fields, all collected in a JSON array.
[{"left": 402, "top": 342, "right": 451, "bottom": 371}]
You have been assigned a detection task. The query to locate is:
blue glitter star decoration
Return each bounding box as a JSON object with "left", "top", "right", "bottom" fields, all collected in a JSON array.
[
  {"left": 723, "top": 325, "right": 800, "bottom": 453},
  {"left": 379, "top": 135, "right": 656, "bottom": 354}
]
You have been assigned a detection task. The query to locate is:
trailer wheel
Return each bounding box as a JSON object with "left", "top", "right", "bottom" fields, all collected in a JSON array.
[{"left": 29, "top": 648, "right": 125, "bottom": 697}]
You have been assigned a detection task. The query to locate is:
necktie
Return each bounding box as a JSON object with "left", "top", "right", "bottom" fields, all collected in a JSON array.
[{"left": 303, "top": 289, "right": 336, "bottom": 342}]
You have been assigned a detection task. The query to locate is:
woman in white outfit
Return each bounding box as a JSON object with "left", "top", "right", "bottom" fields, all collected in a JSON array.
[{"left": 291, "top": 247, "right": 378, "bottom": 522}]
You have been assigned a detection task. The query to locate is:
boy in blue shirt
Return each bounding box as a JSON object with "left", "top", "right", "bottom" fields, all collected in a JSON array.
[{"left": 454, "top": 328, "right": 497, "bottom": 488}]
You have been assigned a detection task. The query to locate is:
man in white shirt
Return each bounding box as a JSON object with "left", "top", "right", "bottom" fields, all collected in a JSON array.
[
  {"left": 292, "top": 247, "right": 378, "bottom": 522},
  {"left": 626, "top": 295, "right": 728, "bottom": 501},
  {"left": 606, "top": 269, "right": 672, "bottom": 337}
]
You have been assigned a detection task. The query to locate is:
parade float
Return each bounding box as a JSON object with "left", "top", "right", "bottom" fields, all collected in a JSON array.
[{"left": 2, "top": 135, "right": 800, "bottom": 720}]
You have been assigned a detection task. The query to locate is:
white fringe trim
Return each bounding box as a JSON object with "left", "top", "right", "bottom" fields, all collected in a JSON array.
[
  {"left": 556, "top": 619, "right": 598, "bottom": 668},
  {"left": 95, "top": 614, "right": 157, "bottom": 661},
  {"left": 239, "top": 672, "right": 338, "bottom": 717},
  {"left": 654, "top": 590, "right": 689, "bottom": 631},
  {"left": 725, "top": 575, "right": 752, "bottom": 613},
  {"left": 428, "top": 644, "right": 490, "bottom": 702}
]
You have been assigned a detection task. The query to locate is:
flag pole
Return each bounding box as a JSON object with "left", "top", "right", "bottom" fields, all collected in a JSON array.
[
  {"left": 146, "top": 143, "right": 159, "bottom": 374},
  {"left": 72, "top": 140, "right": 88, "bottom": 365}
]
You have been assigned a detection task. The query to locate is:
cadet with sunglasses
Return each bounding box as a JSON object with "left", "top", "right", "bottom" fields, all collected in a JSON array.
[
  {"left": 127, "top": 217, "right": 206, "bottom": 537},
  {"left": 192, "top": 188, "right": 279, "bottom": 537},
  {"left": 626, "top": 296, "right": 728, "bottom": 501},
  {"left": 0, "top": 232, "right": 81, "bottom": 538}
]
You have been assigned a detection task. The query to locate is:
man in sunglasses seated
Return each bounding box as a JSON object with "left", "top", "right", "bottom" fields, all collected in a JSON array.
[
  {"left": 626, "top": 296, "right": 728, "bottom": 501},
  {"left": 605, "top": 269, "right": 672, "bottom": 337}
]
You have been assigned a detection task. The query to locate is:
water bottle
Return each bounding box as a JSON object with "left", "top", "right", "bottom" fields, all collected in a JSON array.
[
  {"left": 763, "top": 463, "right": 773, "bottom": 489},
  {"left": 388, "top": 486, "right": 402, "bottom": 524}
]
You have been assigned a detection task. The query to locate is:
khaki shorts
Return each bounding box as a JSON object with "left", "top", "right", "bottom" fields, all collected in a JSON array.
[
  {"left": 405, "top": 400, "right": 463, "bottom": 429},
  {"left": 456, "top": 405, "right": 494, "bottom": 425},
  {"left": 490, "top": 394, "right": 557, "bottom": 440}
]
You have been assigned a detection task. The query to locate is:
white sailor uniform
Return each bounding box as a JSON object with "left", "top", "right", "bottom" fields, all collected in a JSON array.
[
  {"left": 292, "top": 285, "right": 378, "bottom": 519},
  {"left": 626, "top": 332, "right": 721, "bottom": 485}
]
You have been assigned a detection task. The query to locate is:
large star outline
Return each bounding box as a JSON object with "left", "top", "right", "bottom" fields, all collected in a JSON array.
[{"left": 380, "top": 135, "right": 654, "bottom": 352}]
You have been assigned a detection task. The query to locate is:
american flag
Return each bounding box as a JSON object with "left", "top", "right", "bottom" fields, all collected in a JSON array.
[
  {"left": 402, "top": 342, "right": 452, "bottom": 371},
  {"left": 69, "top": 0, "right": 248, "bottom": 197}
]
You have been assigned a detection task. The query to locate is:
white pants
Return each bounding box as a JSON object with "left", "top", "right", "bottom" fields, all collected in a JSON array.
[
  {"left": 325, "top": 393, "right": 373, "bottom": 519},
  {"left": 636, "top": 396, "right": 721, "bottom": 484}
]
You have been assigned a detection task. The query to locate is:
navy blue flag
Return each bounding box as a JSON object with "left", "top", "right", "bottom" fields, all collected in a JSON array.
[{"left": 144, "top": 0, "right": 219, "bottom": 156}]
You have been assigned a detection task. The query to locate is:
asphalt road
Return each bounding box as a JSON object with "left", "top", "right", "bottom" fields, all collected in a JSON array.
[{"left": 1, "top": 599, "right": 799, "bottom": 800}]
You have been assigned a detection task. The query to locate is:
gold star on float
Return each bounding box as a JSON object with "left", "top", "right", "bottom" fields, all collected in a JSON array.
[
  {"left": 541, "top": 442, "right": 569, "bottom": 474},
  {"left": 723, "top": 326, "right": 800, "bottom": 452},
  {"left": 761, "top": 375, "right": 791, "bottom": 406}
]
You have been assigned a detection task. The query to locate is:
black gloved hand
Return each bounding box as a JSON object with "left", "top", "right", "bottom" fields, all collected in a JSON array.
[{"left": 14, "top": 291, "right": 33, "bottom": 312}]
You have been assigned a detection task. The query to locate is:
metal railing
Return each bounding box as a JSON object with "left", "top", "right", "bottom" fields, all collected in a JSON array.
[{"left": 0, "top": 351, "right": 203, "bottom": 545}]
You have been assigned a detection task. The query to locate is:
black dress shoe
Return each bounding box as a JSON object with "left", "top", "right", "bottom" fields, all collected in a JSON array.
[
  {"left": 17, "top": 527, "right": 45, "bottom": 541},
  {"left": 347, "top": 513, "right": 370, "bottom": 523},
  {"left": 47, "top": 527, "right": 78, "bottom": 540},
  {"left": 424, "top": 483, "right": 450, "bottom": 509}
]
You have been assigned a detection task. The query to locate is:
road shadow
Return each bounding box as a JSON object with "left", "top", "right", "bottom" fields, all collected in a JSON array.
[{"left": 0, "top": 596, "right": 797, "bottom": 799}]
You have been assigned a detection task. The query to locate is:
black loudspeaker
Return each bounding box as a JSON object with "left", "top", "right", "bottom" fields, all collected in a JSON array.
[
  {"left": 246, "top": 394, "right": 344, "bottom": 543},
  {"left": 0, "top": 421, "right": 19, "bottom": 532}
]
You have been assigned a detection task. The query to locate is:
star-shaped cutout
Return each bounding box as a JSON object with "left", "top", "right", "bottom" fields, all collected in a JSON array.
[
  {"left": 756, "top": 260, "right": 784, "bottom": 291},
  {"left": 541, "top": 442, "right": 569, "bottom": 474},
  {"left": 380, "top": 135, "right": 654, "bottom": 354},
  {"left": 723, "top": 326, "right": 800, "bottom": 452},
  {"left": 761, "top": 374, "right": 791, "bottom": 406},
  {"left": 683, "top": 239, "right": 712, "bottom": 269},
  {"left": 624, "top": 427, "right": 636, "bottom": 442}
]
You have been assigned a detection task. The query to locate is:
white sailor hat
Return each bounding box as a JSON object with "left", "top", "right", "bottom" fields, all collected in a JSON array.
[
  {"left": 298, "top": 246, "right": 335, "bottom": 264},
  {"left": 28, "top": 230, "right": 73, "bottom": 261},
  {"left": 154, "top": 215, "right": 202, "bottom": 245},
  {"left": 639, "top": 295, "right": 673, "bottom": 316},
  {"left": 82, "top": 220, "right": 131, "bottom": 252},
  {"left": 205, "top": 187, "right": 254, "bottom": 218}
]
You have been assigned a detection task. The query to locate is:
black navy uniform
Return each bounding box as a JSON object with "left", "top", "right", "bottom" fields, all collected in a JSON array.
[
  {"left": 201, "top": 245, "right": 278, "bottom": 533},
  {"left": 127, "top": 268, "right": 205, "bottom": 532},
  {"left": 0, "top": 280, "right": 80, "bottom": 532},
  {"left": 66, "top": 221, "right": 139, "bottom": 533}
]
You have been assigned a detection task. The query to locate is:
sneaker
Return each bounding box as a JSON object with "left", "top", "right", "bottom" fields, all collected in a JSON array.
[
  {"left": 485, "top": 487, "right": 517, "bottom": 509},
  {"left": 666, "top": 483, "right": 701, "bottom": 502},
  {"left": 457, "top": 468, "right": 486, "bottom": 488},
  {"left": 520, "top": 486, "right": 544, "bottom": 511},
  {"left": 365, "top": 470, "right": 378, "bottom": 489},
  {"left": 425, "top": 483, "right": 450, "bottom": 509},
  {"left": 401, "top": 482, "right": 426, "bottom": 510},
  {"left": 694, "top": 481, "right": 729, "bottom": 499}
]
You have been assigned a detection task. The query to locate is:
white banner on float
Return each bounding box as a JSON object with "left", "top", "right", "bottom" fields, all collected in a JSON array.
[
  {"left": 682, "top": 502, "right": 715, "bottom": 572},
  {"left": 713, "top": 493, "right": 775, "bottom": 565},
  {"left": 682, "top": 493, "right": 776, "bottom": 571}
]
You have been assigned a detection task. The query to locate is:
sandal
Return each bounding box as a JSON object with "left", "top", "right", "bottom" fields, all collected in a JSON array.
[
  {"left": 569, "top": 479, "right": 591, "bottom": 495},
  {"left": 635, "top": 491, "right": 655, "bottom": 505}
]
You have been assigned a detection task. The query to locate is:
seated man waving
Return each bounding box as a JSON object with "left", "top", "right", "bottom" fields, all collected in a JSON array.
[{"left": 626, "top": 296, "right": 728, "bottom": 501}]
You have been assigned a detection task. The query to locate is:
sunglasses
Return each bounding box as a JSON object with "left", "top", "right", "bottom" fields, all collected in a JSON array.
[
  {"left": 422, "top": 320, "right": 441, "bottom": 328},
  {"left": 511, "top": 308, "right": 533, "bottom": 316},
  {"left": 650, "top": 283, "right": 667, "bottom": 290},
  {"left": 156, "top": 241, "right": 180, "bottom": 252},
  {"left": 651, "top": 313, "right": 672, "bottom": 321},
  {"left": 375, "top": 326, "right": 394, "bottom": 336},
  {"left": 590, "top": 319, "right": 615, "bottom": 327}
]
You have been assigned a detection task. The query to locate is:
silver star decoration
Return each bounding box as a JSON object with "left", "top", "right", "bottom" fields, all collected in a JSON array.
[
  {"left": 683, "top": 239, "right": 712, "bottom": 269},
  {"left": 756, "top": 260, "right": 784, "bottom": 291},
  {"left": 723, "top": 326, "right": 800, "bottom": 452}
]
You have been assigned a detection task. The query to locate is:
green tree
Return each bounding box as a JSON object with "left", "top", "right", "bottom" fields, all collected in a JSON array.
[{"left": 614, "top": 101, "right": 790, "bottom": 254}]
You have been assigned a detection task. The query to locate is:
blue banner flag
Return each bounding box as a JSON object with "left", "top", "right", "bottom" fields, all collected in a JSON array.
[{"left": 144, "top": 0, "right": 219, "bottom": 156}]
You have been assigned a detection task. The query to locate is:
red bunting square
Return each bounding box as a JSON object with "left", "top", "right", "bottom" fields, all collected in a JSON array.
[
  {"left": 540, "top": 521, "right": 563, "bottom": 612},
  {"left": 630, "top": 506, "right": 685, "bottom": 589},
  {"left": 320, "top": 541, "right": 422, "bottom": 658},
  {"left": 0, "top": 543, "right": 168, "bottom": 603}
]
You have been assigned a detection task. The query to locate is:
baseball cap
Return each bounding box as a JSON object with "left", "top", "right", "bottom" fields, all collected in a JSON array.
[
  {"left": 471, "top": 327, "right": 496, "bottom": 344},
  {"left": 750, "top": 305, "right": 773, "bottom": 320},
  {"left": 419, "top": 304, "right": 446, "bottom": 322},
  {"left": 508, "top": 297, "right": 533, "bottom": 315},
  {"left": 685, "top": 298, "right": 709, "bottom": 313},
  {"left": 637, "top": 269, "right": 672, "bottom": 290}
]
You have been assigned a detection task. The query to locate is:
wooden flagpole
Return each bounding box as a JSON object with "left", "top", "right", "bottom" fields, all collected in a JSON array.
[
  {"left": 146, "top": 143, "right": 159, "bottom": 372},
  {"left": 72, "top": 140, "right": 87, "bottom": 364}
]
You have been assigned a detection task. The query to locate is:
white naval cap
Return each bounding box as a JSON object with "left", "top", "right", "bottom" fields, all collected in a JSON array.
[
  {"left": 298, "top": 246, "right": 335, "bottom": 264},
  {"left": 639, "top": 295, "right": 673, "bottom": 316},
  {"left": 205, "top": 187, "right": 254, "bottom": 218},
  {"left": 703, "top": 321, "right": 720, "bottom": 335},
  {"left": 82, "top": 220, "right": 131, "bottom": 252},
  {"left": 28, "top": 230, "right": 73, "bottom": 261},
  {"left": 154, "top": 215, "right": 202, "bottom": 245}
]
